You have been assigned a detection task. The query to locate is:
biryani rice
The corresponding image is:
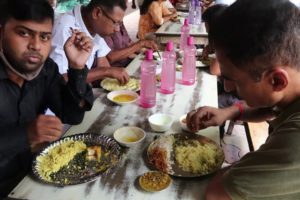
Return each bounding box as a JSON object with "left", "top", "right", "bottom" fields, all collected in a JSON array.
[
  {"left": 174, "top": 140, "right": 221, "bottom": 174},
  {"left": 36, "top": 140, "right": 87, "bottom": 181}
]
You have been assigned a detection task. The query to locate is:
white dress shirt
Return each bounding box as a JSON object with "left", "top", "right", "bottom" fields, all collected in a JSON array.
[{"left": 50, "top": 5, "right": 111, "bottom": 73}]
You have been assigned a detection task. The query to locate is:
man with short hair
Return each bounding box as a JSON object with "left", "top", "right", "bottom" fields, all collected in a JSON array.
[
  {"left": 50, "top": 0, "right": 130, "bottom": 85},
  {"left": 186, "top": 0, "right": 300, "bottom": 199},
  {"left": 0, "top": 0, "right": 94, "bottom": 196}
]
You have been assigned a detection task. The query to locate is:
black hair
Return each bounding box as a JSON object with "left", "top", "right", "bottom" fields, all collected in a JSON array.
[
  {"left": 210, "top": 0, "right": 300, "bottom": 81},
  {"left": 202, "top": 4, "right": 228, "bottom": 28},
  {"left": 0, "top": 0, "right": 54, "bottom": 26},
  {"left": 85, "top": 0, "right": 127, "bottom": 13},
  {"left": 140, "top": 0, "right": 158, "bottom": 15}
]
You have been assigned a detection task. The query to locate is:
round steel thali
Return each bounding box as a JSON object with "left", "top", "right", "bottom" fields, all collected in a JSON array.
[
  {"left": 32, "top": 133, "right": 121, "bottom": 186},
  {"left": 147, "top": 133, "right": 224, "bottom": 177}
]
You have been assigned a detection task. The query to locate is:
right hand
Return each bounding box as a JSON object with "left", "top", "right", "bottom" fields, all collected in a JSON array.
[
  {"left": 64, "top": 30, "right": 93, "bottom": 69},
  {"left": 201, "top": 45, "right": 210, "bottom": 60},
  {"left": 106, "top": 67, "right": 130, "bottom": 85},
  {"left": 140, "top": 40, "right": 158, "bottom": 50},
  {"left": 26, "top": 115, "right": 63, "bottom": 146},
  {"left": 186, "top": 106, "right": 229, "bottom": 132}
]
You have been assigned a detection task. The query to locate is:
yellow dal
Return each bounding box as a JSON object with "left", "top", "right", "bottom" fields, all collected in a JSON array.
[
  {"left": 113, "top": 94, "right": 136, "bottom": 103},
  {"left": 123, "top": 135, "right": 139, "bottom": 142}
]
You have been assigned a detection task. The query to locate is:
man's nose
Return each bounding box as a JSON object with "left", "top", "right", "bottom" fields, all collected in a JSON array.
[{"left": 28, "top": 36, "right": 41, "bottom": 51}]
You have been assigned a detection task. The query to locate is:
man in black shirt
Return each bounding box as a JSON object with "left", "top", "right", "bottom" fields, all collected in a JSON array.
[{"left": 0, "top": 0, "right": 94, "bottom": 196}]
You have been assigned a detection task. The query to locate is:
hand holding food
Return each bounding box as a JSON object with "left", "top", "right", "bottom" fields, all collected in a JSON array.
[
  {"left": 101, "top": 77, "right": 140, "bottom": 91},
  {"left": 105, "top": 67, "right": 130, "bottom": 85},
  {"left": 186, "top": 106, "right": 230, "bottom": 132}
]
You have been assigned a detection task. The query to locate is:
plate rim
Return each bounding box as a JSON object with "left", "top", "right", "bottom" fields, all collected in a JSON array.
[{"left": 31, "top": 133, "right": 122, "bottom": 186}]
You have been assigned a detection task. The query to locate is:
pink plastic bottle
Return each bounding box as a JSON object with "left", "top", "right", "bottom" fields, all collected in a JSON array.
[
  {"left": 139, "top": 49, "right": 157, "bottom": 108},
  {"left": 161, "top": 41, "right": 176, "bottom": 94},
  {"left": 180, "top": 19, "right": 190, "bottom": 50},
  {"left": 182, "top": 36, "right": 196, "bottom": 85}
]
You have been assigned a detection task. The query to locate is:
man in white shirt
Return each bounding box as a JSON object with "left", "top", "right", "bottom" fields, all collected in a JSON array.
[{"left": 50, "top": 0, "right": 129, "bottom": 85}]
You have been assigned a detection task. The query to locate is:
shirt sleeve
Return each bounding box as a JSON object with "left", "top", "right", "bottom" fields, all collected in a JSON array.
[
  {"left": 222, "top": 118, "right": 300, "bottom": 199},
  {"left": 49, "top": 15, "right": 77, "bottom": 74},
  {"left": 149, "top": 2, "right": 164, "bottom": 26},
  {"left": 95, "top": 37, "right": 111, "bottom": 58},
  {"left": 45, "top": 59, "right": 94, "bottom": 124},
  {"left": 103, "top": 35, "right": 115, "bottom": 50}
]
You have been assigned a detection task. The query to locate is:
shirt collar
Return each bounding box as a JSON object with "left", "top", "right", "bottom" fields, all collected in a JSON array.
[{"left": 269, "top": 98, "right": 300, "bottom": 131}]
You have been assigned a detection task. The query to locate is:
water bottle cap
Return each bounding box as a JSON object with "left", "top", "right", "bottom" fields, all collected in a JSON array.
[
  {"left": 145, "top": 49, "right": 153, "bottom": 60},
  {"left": 184, "top": 18, "right": 189, "bottom": 26},
  {"left": 166, "top": 41, "right": 174, "bottom": 51},
  {"left": 187, "top": 36, "right": 194, "bottom": 45}
]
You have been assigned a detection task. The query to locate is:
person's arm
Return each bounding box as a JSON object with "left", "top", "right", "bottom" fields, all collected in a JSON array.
[
  {"left": 106, "top": 40, "right": 158, "bottom": 64},
  {"left": 149, "top": 2, "right": 177, "bottom": 26},
  {"left": 186, "top": 101, "right": 275, "bottom": 132},
  {"left": 96, "top": 56, "right": 111, "bottom": 68},
  {"left": 85, "top": 67, "right": 130, "bottom": 85},
  {"left": 60, "top": 64, "right": 130, "bottom": 85},
  {"left": 47, "top": 31, "right": 94, "bottom": 123}
]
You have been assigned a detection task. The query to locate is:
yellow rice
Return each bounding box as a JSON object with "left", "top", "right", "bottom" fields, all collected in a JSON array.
[
  {"left": 36, "top": 140, "right": 87, "bottom": 181},
  {"left": 174, "top": 140, "right": 220, "bottom": 174}
]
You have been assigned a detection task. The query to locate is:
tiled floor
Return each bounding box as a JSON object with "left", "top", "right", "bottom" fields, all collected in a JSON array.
[
  {"left": 124, "top": 1, "right": 269, "bottom": 151},
  {"left": 124, "top": 0, "right": 140, "bottom": 42}
]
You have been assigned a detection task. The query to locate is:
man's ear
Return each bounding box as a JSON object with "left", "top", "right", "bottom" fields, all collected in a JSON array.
[
  {"left": 92, "top": 6, "right": 102, "bottom": 20},
  {"left": 267, "top": 68, "right": 289, "bottom": 91}
]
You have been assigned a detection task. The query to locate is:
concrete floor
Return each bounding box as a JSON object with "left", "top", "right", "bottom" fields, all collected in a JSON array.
[{"left": 124, "top": 0, "right": 140, "bottom": 42}]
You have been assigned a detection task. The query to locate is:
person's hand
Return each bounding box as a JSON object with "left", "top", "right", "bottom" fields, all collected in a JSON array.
[
  {"left": 201, "top": 45, "right": 209, "bottom": 60},
  {"left": 140, "top": 40, "right": 158, "bottom": 50},
  {"left": 26, "top": 115, "right": 63, "bottom": 146},
  {"left": 106, "top": 67, "right": 130, "bottom": 85},
  {"left": 64, "top": 29, "right": 94, "bottom": 69},
  {"left": 171, "top": 12, "right": 178, "bottom": 19},
  {"left": 186, "top": 106, "right": 228, "bottom": 132}
]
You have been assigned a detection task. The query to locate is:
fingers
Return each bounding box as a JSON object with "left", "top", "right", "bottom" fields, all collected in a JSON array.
[
  {"left": 118, "top": 71, "right": 130, "bottom": 85},
  {"left": 186, "top": 107, "right": 214, "bottom": 132},
  {"left": 110, "top": 68, "right": 129, "bottom": 85},
  {"left": 73, "top": 32, "right": 93, "bottom": 52},
  {"left": 65, "top": 30, "right": 93, "bottom": 53},
  {"left": 142, "top": 40, "right": 158, "bottom": 50}
]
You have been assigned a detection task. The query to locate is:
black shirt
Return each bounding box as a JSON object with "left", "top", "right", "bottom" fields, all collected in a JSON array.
[{"left": 0, "top": 58, "right": 93, "bottom": 192}]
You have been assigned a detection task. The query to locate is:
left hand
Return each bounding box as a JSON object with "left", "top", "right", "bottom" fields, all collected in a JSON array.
[{"left": 64, "top": 29, "right": 94, "bottom": 69}]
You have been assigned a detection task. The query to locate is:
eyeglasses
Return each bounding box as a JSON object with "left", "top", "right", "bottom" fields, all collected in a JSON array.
[{"left": 100, "top": 7, "right": 123, "bottom": 28}]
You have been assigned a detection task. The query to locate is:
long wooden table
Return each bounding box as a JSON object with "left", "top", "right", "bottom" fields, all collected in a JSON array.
[
  {"left": 8, "top": 54, "right": 221, "bottom": 200},
  {"left": 155, "top": 12, "right": 208, "bottom": 45}
]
